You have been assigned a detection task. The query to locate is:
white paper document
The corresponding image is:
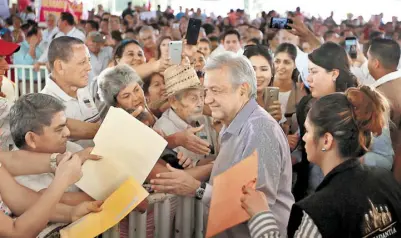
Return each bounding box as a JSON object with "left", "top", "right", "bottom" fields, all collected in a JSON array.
[{"left": 76, "top": 107, "right": 167, "bottom": 200}]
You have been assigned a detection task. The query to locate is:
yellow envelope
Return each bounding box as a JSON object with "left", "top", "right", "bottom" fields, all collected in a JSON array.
[
  {"left": 76, "top": 106, "right": 167, "bottom": 200},
  {"left": 60, "top": 177, "right": 148, "bottom": 238},
  {"left": 206, "top": 151, "right": 258, "bottom": 238}
]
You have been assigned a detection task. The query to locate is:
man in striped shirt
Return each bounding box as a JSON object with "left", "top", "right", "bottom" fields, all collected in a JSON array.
[{"left": 150, "top": 52, "right": 294, "bottom": 237}]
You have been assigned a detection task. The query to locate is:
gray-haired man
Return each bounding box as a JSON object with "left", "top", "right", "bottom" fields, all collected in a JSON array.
[{"left": 151, "top": 52, "right": 294, "bottom": 237}]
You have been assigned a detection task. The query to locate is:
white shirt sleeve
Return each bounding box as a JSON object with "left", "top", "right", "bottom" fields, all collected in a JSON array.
[
  {"left": 351, "top": 62, "right": 376, "bottom": 86},
  {"left": 201, "top": 183, "right": 213, "bottom": 205},
  {"left": 295, "top": 47, "right": 310, "bottom": 87}
]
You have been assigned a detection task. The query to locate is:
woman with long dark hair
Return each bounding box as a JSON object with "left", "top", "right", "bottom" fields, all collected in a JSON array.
[
  {"left": 243, "top": 44, "right": 282, "bottom": 122},
  {"left": 273, "top": 43, "right": 304, "bottom": 128}
]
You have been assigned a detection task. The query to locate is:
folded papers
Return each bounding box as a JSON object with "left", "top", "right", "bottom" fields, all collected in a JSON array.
[
  {"left": 76, "top": 106, "right": 167, "bottom": 200},
  {"left": 206, "top": 151, "right": 258, "bottom": 238},
  {"left": 60, "top": 177, "right": 148, "bottom": 238}
]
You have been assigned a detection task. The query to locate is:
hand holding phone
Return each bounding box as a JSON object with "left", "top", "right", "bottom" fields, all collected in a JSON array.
[
  {"left": 169, "top": 41, "right": 183, "bottom": 65},
  {"left": 345, "top": 37, "right": 358, "bottom": 59},
  {"left": 186, "top": 18, "right": 202, "bottom": 45},
  {"left": 263, "top": 87, "right": 280, "bottom": 107},
  {"left": 270, "top": 18, "right": 293, "bottom": 30}
]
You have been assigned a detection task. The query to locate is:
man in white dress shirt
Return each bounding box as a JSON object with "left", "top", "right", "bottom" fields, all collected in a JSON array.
[{"left": 38, "top": 14, "right": 59, "bottom": 51}]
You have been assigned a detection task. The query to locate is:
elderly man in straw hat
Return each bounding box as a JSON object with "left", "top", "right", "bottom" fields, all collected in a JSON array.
[{"left": 154, "top": 64, "right": 218, "bottom": 166}]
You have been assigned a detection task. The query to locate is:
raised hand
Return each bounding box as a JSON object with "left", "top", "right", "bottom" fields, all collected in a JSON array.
[
  {"left": 55, "top": 153, "right": 83, "bottom": 186},
  {"left": 176, "top": 125, "right": 210, "bottom": 155}
]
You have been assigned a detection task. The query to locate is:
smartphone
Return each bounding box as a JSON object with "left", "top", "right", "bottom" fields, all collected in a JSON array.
[
  {"left": 186, "top": 18, "right": 202, "bottom": 45},
  {"left": 160, "top": 148, "right": 184, "bottom": 169},
  {"left": 169, "top": 41, "right": 183, "bottom": 65},
  {"left": 345, "top": 37, "right": 358, "bottom": 59},
  {"left": 263, "top": 87, "right": 280, "bottom": 109},
  {"left": 269, "top": 17, "right": 293, "bottom": 30}
]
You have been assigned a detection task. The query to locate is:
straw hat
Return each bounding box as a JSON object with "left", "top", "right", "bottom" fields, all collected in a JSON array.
[
  {"left": 164, "top": 64, "right": 202, "bottom": 97},
  {"left": 149, "top": 65, "right": 202, "bottom": 109}
]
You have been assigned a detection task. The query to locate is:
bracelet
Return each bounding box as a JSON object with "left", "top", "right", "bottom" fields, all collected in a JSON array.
[{"left": 50, "top": 153, "right": 60, "bottom": 172}]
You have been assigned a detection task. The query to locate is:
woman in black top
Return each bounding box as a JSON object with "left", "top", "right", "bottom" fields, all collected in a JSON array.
[{"left": 241, "top": 86, "right": 401, "bottom": 238}]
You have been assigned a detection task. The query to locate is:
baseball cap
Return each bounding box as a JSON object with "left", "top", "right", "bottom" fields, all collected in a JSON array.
[
  {"left": 88, "top": 31, "right": 106, "bottom": 43},
  {"left": 0, "top": 39, "right": 20, "bottom": 56}
]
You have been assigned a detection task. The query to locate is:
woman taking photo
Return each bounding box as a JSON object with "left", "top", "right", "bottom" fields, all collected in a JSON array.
[
  {"left": 241, "top": 86, "right": 401, "bottom": 237},
  {"left": 272, "top": 43, "right": 303, "bottom": 131},
  {"left": 243, "top": 44, "right": 282, "bottom": 122},
  {"left": 156, "top": 35, "right": 172, "bottom": 60},
  {"left": 111, "top": 39, "right": 171, "bottom": 80}
]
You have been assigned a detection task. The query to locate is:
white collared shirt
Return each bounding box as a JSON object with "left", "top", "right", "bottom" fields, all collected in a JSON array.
[
  {"left": 39, "top": 27, "right": 59, "bottom": 50},
  {"left": 41, "top": 77, "right": 100, "bottom": 148},
  {"left": 371, "top": 70, "right": 401, "bottom": 88},
  {"left": 88, "top": 46, "right": 113, "bottom": 84},
  {"left": 38, "top": 27, "right": 86, "bottom": 63},
  {"left": 55, "top": 27, "right": 86, "bottom": 41}
]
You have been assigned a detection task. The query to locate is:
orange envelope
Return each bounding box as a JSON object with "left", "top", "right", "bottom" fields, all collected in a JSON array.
[{"left": 206, "top": 151, "right": 258, "bottom": 238}]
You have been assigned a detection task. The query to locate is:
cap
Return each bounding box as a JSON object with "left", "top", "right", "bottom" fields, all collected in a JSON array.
[
  {"left": 0, "top": 39, "right": 20, "bottom": 56},
  {"left": 88, "top": 31, "right": 106, "bottom": 43}
]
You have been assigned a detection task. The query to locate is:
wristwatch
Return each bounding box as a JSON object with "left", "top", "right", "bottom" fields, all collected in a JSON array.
[
  {"left": 195, "top": 182, "right": 207, "bottom": 200},
  {"left": 50, "top": 153, "right": 60, "bottom": 172}
]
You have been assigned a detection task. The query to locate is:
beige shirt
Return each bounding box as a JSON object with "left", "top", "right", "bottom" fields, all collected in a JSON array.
[{"left": 153, "top": 108, "right": 218, "bottom": 164}]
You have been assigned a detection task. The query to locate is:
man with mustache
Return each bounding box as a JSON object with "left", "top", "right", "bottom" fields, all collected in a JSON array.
[{"left": 154, "top": 64, "right": 218, "bottom": 166}]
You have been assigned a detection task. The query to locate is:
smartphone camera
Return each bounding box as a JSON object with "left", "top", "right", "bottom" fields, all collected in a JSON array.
[
  {"left": 270, "top": 18, "right": 293, "bottom": 30},
  {"left": 345, "top": 37, "right": 358, "bottom": 59}
]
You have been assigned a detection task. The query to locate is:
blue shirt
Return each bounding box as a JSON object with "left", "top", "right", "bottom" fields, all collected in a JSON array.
[
  {"left": 202, "top": 99, "right": 294, "bottom": 237},
  {"left": 176, "top": 12, "right": 185, "bottom": 20},
  {"left": 13, "top": 41, "right": 44, "bottom": 81}
]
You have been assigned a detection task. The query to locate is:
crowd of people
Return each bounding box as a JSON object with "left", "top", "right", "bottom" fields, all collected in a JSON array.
[{"left": 0, "top": 2, "right": 401, "bottom": 238}]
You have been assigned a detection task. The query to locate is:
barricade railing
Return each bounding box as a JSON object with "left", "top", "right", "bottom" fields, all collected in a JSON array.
[
  {"left": 102, "top": 193, "right": 204, "bottom": 238},
  {"left": 7, "top": 64, "right": 49, "bottom": 98}
]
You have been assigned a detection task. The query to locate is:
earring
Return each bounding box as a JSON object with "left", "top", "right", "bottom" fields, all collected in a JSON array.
[{"left": 321, "top": 148, "right": 327, "bottom": 152}]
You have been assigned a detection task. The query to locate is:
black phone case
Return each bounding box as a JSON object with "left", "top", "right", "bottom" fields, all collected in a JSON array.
[
  {"left": 186, "top": 18, "right": 202, "bottom": 45},
  {"left": 160, "top": 148, "right": 184, "bottom": 170}
]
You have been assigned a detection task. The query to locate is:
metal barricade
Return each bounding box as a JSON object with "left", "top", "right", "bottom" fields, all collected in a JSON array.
[
  {"left": 6, "top": 65, "right": 49, "bottom": 98},
  {"left": 102, "top": 193, "right": 204, "bottom": 238}
]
